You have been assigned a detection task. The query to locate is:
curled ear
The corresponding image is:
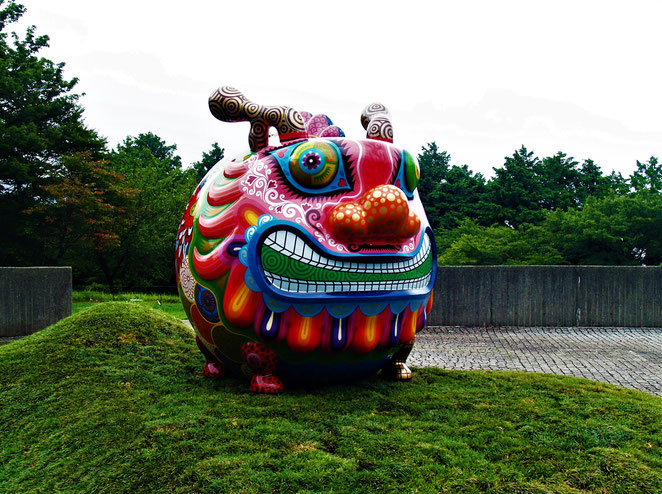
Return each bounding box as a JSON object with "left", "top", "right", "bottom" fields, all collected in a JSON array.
[
  {"left": 361, "top": 102, "right": 393, "bottom": 143},
  {"left": 209, "top": 86, "right": 307, "bottom": 151}
]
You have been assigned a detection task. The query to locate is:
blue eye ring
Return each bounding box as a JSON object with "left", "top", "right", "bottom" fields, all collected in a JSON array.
[{"left": 272, "top": 140, "right": 350, "bottom": 195}]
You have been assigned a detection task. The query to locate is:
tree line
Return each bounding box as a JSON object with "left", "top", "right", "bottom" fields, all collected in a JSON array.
[
  {"left": 419, "top": 144, "right": 661, "bottom": 266},
  {"left": 0, "top": 0, "right": 222, "bottom": 292},
  {"left": 2, "top": 0, "right": 660, "bottom": 294}
]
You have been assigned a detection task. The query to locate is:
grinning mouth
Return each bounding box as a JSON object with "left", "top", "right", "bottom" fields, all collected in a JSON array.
[{"left": 258, "top": 229, "right": 433, "bottom": 294}]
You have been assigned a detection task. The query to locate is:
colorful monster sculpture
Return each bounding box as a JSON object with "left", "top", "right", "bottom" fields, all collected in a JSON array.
[{"left": 175, "top": 86, "right": 436, "bottom": 393}]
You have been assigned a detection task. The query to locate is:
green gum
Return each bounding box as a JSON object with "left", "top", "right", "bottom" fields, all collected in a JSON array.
[{"left": 260, "top": 245, "right": 432, "bottom": 282}]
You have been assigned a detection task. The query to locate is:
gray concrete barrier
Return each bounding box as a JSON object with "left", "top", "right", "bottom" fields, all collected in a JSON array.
[
  {"left": 430, "top": 266, "right": 662, "bottom": 327},
  {"left": 0, "top": 267, "right": 72, "bottom": 337}
]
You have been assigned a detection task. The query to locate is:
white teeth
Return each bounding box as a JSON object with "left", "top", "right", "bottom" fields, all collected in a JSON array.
[
  {"left": 284, "top": 232, "right": 296, "bottom": 253},
  {"left": 263, "top": 230, "right": 432, "bottom": 293},
  {"left": 265, "top": 273, "right": 432, "bottom": 294}
]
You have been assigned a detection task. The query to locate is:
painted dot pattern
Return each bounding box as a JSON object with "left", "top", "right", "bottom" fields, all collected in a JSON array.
[{"left": 328, "top": 185, "right": 420, "bottom": 241}]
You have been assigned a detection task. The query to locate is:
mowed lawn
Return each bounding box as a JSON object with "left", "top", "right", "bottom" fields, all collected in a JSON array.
[
  {"left": 73, "top": 290, "right": 186, "bottom": 319},
  {"left": 1, "top": 303, "right": 660, "bottom": 493}
]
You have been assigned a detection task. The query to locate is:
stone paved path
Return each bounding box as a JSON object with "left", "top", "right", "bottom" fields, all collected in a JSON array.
[{"left": 410, "top": 326, "right": 662, "bottom": 396}]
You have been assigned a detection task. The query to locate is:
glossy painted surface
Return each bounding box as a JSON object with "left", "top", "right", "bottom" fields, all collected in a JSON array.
[{"left": 176, "top": 87, "right": 436, "bottom": 391}]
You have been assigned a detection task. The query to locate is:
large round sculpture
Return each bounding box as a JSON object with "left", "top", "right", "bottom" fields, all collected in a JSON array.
[{"left": 176, "top": 87, "right": 436, "bottom": 393}]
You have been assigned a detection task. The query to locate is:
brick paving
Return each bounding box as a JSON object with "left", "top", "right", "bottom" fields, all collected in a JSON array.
[
  {"left": 3, "top": 325, "right": 660, "bottom": 397},
  {"left": 410, "top": 326, "right": 662, "bottom": 397}
]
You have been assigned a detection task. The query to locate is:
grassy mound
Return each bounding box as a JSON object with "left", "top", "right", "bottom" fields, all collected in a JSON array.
[
  {"left": 72, "top": 290, "right": 185, "bottom": 319},
  {"left": 1, "top": 303, "right": 660, "bottom": 493}
]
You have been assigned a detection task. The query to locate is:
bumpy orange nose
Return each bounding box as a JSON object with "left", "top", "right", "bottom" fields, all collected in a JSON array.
[{"left": 328, "top": 185, "right": 420, "bottom": 242}]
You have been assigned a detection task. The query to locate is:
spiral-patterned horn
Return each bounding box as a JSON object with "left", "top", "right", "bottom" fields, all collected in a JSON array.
[
  {"left": 209, "top": 86, "right": 307, "bottom": 151},
  {"left": 361, "top": 102, "right": 393, "bottom": 143}
]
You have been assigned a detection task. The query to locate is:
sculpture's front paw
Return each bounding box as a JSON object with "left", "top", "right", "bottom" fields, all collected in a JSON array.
[
  {"left": 383, "top": 341, "right": 414, "bottom": 381},
  {"left": 384, "top": 362, "right": 413, "bottom": 381},
  {"left": 242, "top": 342, "right": 283, "bottom": 393},
  {"left": 250, "top": 374, "right": 284, "bottom": 394},
  {"left": 203, "top": 362, "right": 226, "bottom": 379}
]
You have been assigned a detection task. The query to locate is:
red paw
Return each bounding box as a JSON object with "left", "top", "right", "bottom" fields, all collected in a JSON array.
[
  {"left": 203, "top": 362, "right": 226, "bottom": 379},
  {"left": 250, "top": 374, "right": 284, "bottom": 394}
]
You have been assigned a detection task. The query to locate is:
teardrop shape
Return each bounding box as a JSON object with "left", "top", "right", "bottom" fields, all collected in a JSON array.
[
  {"left": 259, "top": 309, "right": 280, "bottom": 341},
  {"left": 350, "top": 309, "right": 389, "bottom": 354},
  {"left": 388, "top": 311, "right": 403, "bottom": 347},
  {"left": 329, "top": 317, "right": 348, "bottom": 352},
  {"left": 400, "top": 307, "right": 419, "bottom": 344},
  {"left": 286, "top": 311, "right": 324, "bottom": 353}
]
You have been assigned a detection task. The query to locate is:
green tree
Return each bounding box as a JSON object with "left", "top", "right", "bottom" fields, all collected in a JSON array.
[
  {"left": 417, "top": 142, "right": 486, "bottom": 231},
  {"left": 192, "top": 142, "right": 224, "bottom": 183},
  {"left": 536, "top": 153, "right": 615, "bottom": 209},
  {"left": 481, "top": 146, "right": 544, "bottom": 227},
  {"left": 544, "top": 193, "right": 662, "bottom": 265},
  {"left": 578, "top": 159, "right": 615, "bottom": 200},
  {"left": 630, "top": 156, "right": 661, "bottom": 193},
  {"left": 89, "top": 133, "right": 196, "bottom": 292},
  {"left": 0, "top": 0, "right": 105, "bottom": 265},
  {"left": 436, "top": 219, "right": 564, "bottom": 265},
  {"left": 481, "top": 148, "right": 614, "bottom": 228},
  {"left": 417, "top": 142, "right": 450, "bottom": 230},
  {"left": 118, "top": 133, "right": 182, "bottom": 173},
  {"left": 25, "top": 153, "right": 138, "bottom": 275}
]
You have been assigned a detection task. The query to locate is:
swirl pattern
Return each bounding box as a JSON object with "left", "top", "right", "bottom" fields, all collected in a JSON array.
[
  {"left": 208, "top": 87, "right": 307, "bottom": 151},
  {"left": 360, "top": 102, "right": 393, "bottom": 143},
  {"left": 261, "top": 247, "right": 287, "bottom": 273},
  {"left": 209, "top": 86, "right": 248, "bottom": 122},
  {"left": 245, "top": 102, "right": 263, "bottom": 119},
  {"left": 366, "top": 116, "right": 394, "bottom": 143},
  {"left": 241, "top": 156, "right": 321, "bottom": 226},
  {"left": 194, "top": 284, "right": 220, "bottom": 323},
  {"left": 360, "top": 102, "right": 389, "bottom": 129}
]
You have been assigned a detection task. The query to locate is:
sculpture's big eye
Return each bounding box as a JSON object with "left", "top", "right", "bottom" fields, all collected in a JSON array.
[
  {"left": 290, "top": 142, "right": 339, "bottom": 188},
  {"left": 273, "top": 140, "right": 351, "bottom": 195},
  {"left": 395, "top": 150, "right": 420, "bottom": 199}
]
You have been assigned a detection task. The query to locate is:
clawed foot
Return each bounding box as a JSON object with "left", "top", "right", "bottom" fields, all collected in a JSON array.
[
  {"left": 242, "top": 342, "right": 284, "bottom": 394},
  {"left": 383, "top": 362, "right": 413, "bottom": 381},
  {"left": 203, "top": 361, "right": 226, "bottom": 379},
  {"left": 250, "top": 374, "right": 284, "bottom": 394},
  {"left": 383, "top": 341, "right": 414, "bottom": 381},
  {"left": 197, "top": 336, "right": 227, "bottom": 379}
]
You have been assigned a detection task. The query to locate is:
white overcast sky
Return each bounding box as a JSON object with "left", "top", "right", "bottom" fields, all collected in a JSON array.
[{"left": 15, "top": 0, "right": 662, "bottom": 177}]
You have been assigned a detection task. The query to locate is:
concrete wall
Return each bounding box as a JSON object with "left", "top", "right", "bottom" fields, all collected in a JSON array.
[
  {"left": 0, "top": 267, "right": 72, "bottom": 337},
  {"left": 430, "top": 266, "right": 662, "bottom": 327}
]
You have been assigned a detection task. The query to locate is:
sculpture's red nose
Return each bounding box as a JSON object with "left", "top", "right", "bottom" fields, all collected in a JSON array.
[{"left": 328, "top": 185, "right": 420, "bottom": 242}]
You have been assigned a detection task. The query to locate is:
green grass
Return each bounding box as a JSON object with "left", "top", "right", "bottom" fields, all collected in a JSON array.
[
  {"left": 1, "top": 303, "right": 660, "bottom": 493},
  {"left": 73, "top": 289, "right": 186, "bottom": 319}
]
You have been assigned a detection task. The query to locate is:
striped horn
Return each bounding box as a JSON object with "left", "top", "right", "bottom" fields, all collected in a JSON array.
[
  {"left": 361, "top": 102, "right": 393, "bottom": 143},
  {"left": 209, "top": 86, "right": 307, "bottom": 151}
]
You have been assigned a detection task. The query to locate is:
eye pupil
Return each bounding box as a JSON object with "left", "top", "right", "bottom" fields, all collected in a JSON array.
[{"left": 304, "top": 152, "right": 321, "bottom": 170}]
